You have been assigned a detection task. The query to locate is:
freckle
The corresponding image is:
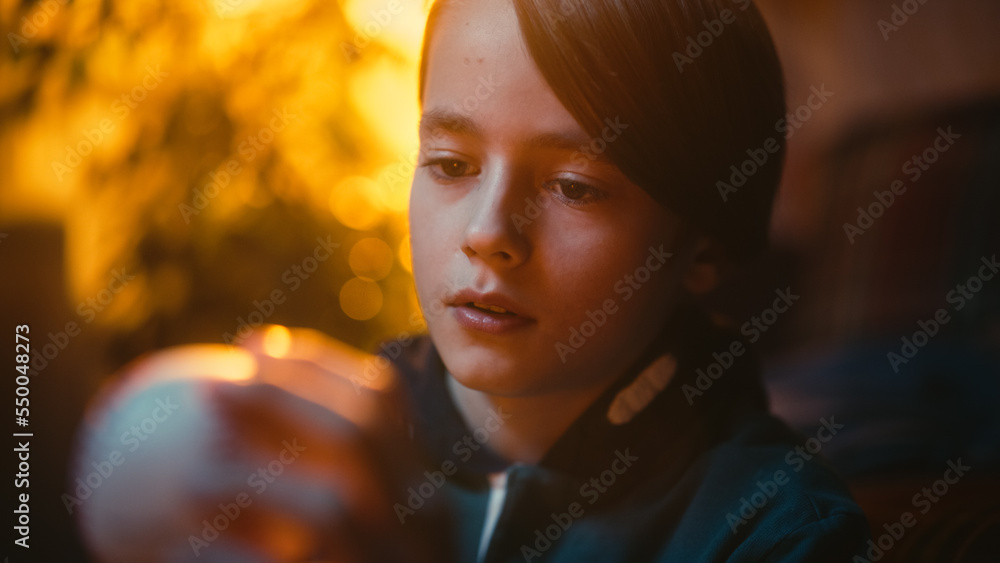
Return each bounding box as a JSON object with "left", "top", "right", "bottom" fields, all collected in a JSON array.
[
  {"left": 477, "top": 58, "right": 484, "bottom": 63},
  {"left": 463, "top": 57, "right": 470, "bottom": 65}
]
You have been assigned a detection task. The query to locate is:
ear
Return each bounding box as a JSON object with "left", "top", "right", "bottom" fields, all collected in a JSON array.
[{"left": 682, "top": 236, "right": 726, "bottom": 296}]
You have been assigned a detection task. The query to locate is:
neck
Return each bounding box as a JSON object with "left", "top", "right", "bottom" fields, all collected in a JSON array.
[{"left": 445, "top": 374, "right": 615, "bottom": 465}]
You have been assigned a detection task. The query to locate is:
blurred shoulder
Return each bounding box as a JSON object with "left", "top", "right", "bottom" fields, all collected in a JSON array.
[{"left": 668, "top": 411, "right": 870, "bottom": 561}]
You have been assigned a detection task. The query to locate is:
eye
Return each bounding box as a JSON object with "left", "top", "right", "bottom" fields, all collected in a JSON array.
[
  {"left": 544, "top": 178, "right": 607, "bottom": 206},
  {"left": 420, "top": 158, "right": 478, "bottom": 181}
]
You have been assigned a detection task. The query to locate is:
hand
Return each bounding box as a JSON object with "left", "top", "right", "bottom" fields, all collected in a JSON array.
[{"left": 73, "top": 326, "right": 451, "bottom": 562}]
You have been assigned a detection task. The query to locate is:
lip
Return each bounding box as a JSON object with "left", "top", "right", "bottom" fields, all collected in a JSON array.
[{"left": 447, "top": 289, "right": 535, "bottom": 335}]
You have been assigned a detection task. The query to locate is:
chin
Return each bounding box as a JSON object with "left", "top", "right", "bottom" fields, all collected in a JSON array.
[
  {"left": 436, "top": 341, "right": 542, "bottom": 397},
  {"left": 440, "top": 344, "right": 512, "bottom": 388},
  {"left": 428, "top": 319, "right": 606, "bottom": 398}
]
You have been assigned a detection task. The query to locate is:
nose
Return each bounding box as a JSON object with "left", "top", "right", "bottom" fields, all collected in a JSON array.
[{"left": 460, "top": 167, "right": 531, "bottom": 268}]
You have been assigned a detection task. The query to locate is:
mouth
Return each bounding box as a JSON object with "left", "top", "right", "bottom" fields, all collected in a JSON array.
[
  {"left": 446, "top": 290, "right": 533, "bottom": 334},
  {"left": 447, "top": 289, "right": 527, "bottom": 316},
  {"left": 466, "top": 302, "right": 515, "bottom": 315}
]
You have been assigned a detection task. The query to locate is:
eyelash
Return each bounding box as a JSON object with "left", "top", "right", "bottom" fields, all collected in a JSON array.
[
  {"left": 542, "top": 178, "right": 607, "bottom": 207},
  {"left": 419, "top": 158, "right": 607, "bottom": 207},
  {"left": 420, "top": 158, "right": 477, "bottom": 183}
]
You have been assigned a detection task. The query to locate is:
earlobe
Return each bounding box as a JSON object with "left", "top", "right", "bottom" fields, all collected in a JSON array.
[{"left": 682, "top": 237, "right": 725, "bottom": 296}]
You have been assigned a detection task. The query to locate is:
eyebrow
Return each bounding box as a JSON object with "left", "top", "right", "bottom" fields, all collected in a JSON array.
[
  {"left": 419, "top": 108, "right": 613, "bottom": 164},
  {"left": 419, "top": 108, "right": 481, "bottom": 140},
  {"left": 525, "top": 131, "right": 617, "bottom": 167}
]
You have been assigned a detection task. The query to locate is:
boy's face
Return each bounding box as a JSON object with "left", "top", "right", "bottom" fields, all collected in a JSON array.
[{"left": 410, "top": 0, "right": 688, "bottom": 398}]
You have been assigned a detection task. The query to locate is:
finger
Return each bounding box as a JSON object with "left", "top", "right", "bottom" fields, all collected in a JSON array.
[
  {"left": 240, "top": 326, "right": 398, "bottom": 394},
  {"left": 207, "top": 379, "right": 366, "bottom": 456},
  {"left": 203, "top": 383, "right": 400, "bottom": 516}
]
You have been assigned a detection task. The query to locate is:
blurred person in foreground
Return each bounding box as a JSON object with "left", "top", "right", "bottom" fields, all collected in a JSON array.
[{"left": 73, "top": 0, "right": 870, "bottom": 561}]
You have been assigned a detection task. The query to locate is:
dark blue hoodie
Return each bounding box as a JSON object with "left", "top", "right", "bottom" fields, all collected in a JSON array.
[{"left": 384, "top": 306, "right": 870, "bottom": 562}]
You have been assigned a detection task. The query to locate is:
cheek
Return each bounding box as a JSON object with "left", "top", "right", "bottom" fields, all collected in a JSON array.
[
  {"left": 408, "top": 184, "right": 438, "bottom": 290},
  {"left": 408, "top": 181, "right": 459, "bottom": 305},
  {"left": 538, "top": 218, "right": 680, "bottom": 342},
  {"left": 543, "top": 226, "right": 669, "bottom": 306},
  {"left": 566, "top": 251, "right": 670, "bottom": 319}
]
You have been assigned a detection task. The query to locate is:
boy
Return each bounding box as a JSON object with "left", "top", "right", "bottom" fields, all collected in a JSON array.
[{"left": 75, "top": 0, "right": 869, "bottom": 561}]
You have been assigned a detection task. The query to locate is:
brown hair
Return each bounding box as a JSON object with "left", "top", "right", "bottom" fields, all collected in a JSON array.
[{"left": 420, "top": 0, "right": 786, "bottom": 261}]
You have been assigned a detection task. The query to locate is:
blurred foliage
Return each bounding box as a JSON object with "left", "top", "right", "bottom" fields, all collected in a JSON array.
[{"left": 0, "top": 0, "right": 429, "bottom": 357}]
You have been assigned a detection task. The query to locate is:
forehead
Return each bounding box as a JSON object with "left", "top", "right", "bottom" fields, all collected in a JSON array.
[
  {"left": 421, "top": 0, "right": 582, "bottom": 138},
  {"left": 425, "top": 0, "right": 522, "bottom": 79}
]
